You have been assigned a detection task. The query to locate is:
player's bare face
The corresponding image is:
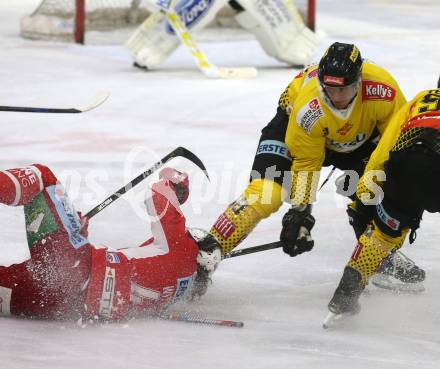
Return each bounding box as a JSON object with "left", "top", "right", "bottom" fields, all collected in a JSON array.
[{"left": 324, "top": 82, "right": 358, "bottom": 109}]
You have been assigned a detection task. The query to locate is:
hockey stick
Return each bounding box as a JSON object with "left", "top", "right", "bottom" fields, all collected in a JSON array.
[
  {"left": 85, "top": 146, "right": 209, "bottom": 219},
  {"left": 222, "top": 241, "right": 282, "bottom": 259},
  {"left": 0, "top": 91, "right": 110, "bottom": 113},
  {"left": 160, "top": 311, "right": 244, "bottom": 328},
  {"left": 156, "top": 0, "right": 257, "bottom": 79}
]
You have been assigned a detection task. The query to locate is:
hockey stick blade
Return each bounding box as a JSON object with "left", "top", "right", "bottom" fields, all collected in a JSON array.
[
  {"left": 78, "top": 91, "right": 110, "bottom": 112},
  {"left": 160, "top": 312, "right": 244, "bottom": 328},
  {"left": 223, "top": 241, "right": 282, "bottom": 259},
  {"left": 85, "top": 146, "right": 209, "bottom": 219},
  {"left": 212, "top": 67, "right": 258, "bottom": 80},
  {"left": 0, "top": 91, "right": 110, "bottom": 113}
]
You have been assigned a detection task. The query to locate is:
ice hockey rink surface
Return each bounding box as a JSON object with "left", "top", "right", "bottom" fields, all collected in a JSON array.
[{"left": 1, "top": 1, "right": 440, "bottom": 368}]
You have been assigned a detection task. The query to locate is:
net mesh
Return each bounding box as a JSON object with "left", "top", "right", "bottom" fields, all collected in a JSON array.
[
  {"left": 21, "top": 0, "right": 311, "bottom": 42},
  {"left": 30, "top": 0, "right": 150, "bottom": 29}
]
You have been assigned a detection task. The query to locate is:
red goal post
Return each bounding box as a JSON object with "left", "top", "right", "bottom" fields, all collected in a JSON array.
[{"left": 20, "top": 0, "right": 316, "bottom": 44}]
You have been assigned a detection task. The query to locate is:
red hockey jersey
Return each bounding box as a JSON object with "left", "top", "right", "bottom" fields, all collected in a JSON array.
[
  {"left": 0, "top": 175, "right": 199, "bottom": 321},
  {"left": 84, "top": 179, "right": 199, "bottom": 320}
]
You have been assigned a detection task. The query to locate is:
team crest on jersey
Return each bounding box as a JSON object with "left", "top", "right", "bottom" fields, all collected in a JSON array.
[
  {"left": 362, "top": 81, "right": 396, "bottom": 101},
  {"left": 165, "top": 0, "right": 214, "bottom": 34},
  {"left": 297, "top": 98, "right": 324, "bottom": 133},
  {"left": 337, "top": 122, "right": 353, "bottom": 136}
]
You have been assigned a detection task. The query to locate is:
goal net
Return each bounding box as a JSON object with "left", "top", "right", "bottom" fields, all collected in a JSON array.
[{"left": 20, "top": 0, "right": 315, "bottom": 44}]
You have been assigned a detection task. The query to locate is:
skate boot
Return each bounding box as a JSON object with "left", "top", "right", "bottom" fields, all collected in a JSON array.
[
  {"left": 328, "top": 266, "right": 363, "bottom": 315},
  {"left": 372, "top": 250, "right": 425, "bottom": 293},
  {"left": 323, "top": 266, "right": 363, "bottom": 328}
]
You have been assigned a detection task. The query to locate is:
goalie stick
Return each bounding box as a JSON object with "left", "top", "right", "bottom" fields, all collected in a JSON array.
[
  {"left": 0, "top": 91, "right": 110, "bottom": 113},
  {"left": 155, "top": 0, "right": 257, "bottom": 79},
  {"left": 85, "top": 146, "right": 209, "bottom": 219}
]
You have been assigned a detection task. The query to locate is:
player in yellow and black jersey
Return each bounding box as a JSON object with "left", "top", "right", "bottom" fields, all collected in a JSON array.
[
  {"left": 205, "top": 42, "right": 424, "bottom": 297},
  {"left": 327, "top": 82, "right": 440, "bottom": 316}
]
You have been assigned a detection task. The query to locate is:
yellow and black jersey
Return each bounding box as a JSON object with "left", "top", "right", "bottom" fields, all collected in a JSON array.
[
  {"left": 278, "top": 64, "right": 319, "bottom": 114},
  {"left": 282, "top": 61, "right": 406, "bottom": 205},
  {"left": 357, "top": 88, "right": 440, "bottom": 200}
]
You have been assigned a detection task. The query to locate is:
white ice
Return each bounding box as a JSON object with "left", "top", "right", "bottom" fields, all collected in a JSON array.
[{"left": 1, "top": 1, "right": 440, "bottom": 368}]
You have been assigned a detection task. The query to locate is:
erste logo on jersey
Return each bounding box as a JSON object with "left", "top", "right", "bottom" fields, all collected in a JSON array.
[
  {"left": 376, "top": 203, "right": 400, "bottom": 231},
  {"left": 362, "top": 81, "right": 396, "bottom": 101},
  {"left": 297, "top": 98, "right": 324, "bottom": 133}
]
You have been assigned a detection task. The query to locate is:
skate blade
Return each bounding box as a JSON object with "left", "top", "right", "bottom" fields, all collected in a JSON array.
[
  {"left": 371, "top": 274, "right": 425, "bottom": 294},
  {"left": 322, "top": 311, "right": 342, "bottom": 329}
]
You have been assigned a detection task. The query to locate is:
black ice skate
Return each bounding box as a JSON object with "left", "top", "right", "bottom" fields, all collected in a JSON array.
[
  {"left": 323, "top": 267, "right": 363, "bottom": 329},
  {"left": 372, "top": 250, "right": 425, "bottom": 293}
]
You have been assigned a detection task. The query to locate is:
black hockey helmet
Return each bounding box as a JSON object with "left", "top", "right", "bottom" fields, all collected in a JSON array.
[{"left": 318, "top": 42, "right": 363, "bottom": 87}]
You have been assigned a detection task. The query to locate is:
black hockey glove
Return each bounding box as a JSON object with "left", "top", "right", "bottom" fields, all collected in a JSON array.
[
  {"left": 346, "top": 201, "right": 373, "bottom": 240},
  {"left": 280, "top": 205, "right": 315, "bottom": 257}
]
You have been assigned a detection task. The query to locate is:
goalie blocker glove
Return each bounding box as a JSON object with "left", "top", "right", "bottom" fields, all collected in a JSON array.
[{"left": 280, "top": 205, "right": 315, "bottom": 257}]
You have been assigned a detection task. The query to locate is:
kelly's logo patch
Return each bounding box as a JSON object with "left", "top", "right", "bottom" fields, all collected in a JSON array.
[{"left": 362, "top": 81, "right": 396, "bottom": 101}]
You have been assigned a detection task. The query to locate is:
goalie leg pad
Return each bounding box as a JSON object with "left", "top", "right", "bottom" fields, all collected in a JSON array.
[
  {"left": 126, "top": 0, "right": 230, "bottom": 69},
  {"left": 234, "top": 0, "right": 319, "bottom": 66},
  {"left": 126, "top": 11, "right": 179, "bottom": 69}
]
